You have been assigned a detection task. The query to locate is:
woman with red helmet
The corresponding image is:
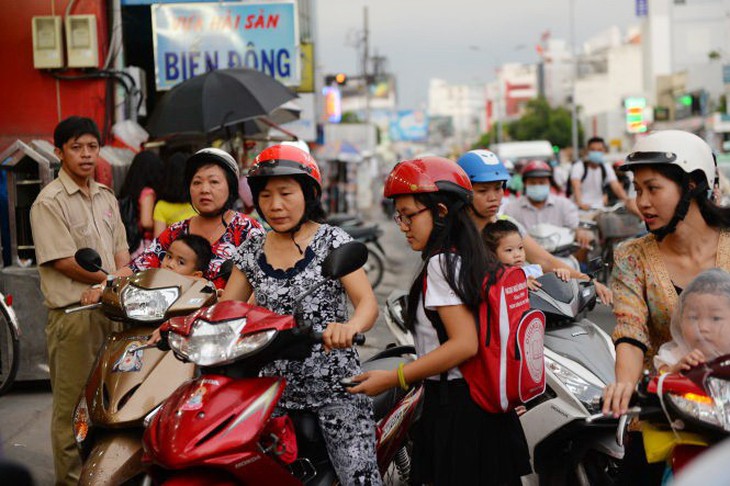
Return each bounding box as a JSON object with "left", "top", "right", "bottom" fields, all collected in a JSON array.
[
  {"left": 349, "top": 156, "right": 532, "bottom": 485},
  {"left": 221, "top": 144, "right": 381, "bottom": 485}
]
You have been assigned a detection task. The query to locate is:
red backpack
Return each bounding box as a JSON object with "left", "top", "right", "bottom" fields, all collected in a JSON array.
[{"left": 424, "top": 265, "right": 546, "bottom": 413}]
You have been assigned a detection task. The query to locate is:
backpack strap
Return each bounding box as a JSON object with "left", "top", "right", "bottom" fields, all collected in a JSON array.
[
  {"left": 421, "top": 268, "right": 451, "bottom": 404},
  {"left": 581, "top": 160, "right": 607, "bottom": 187}
]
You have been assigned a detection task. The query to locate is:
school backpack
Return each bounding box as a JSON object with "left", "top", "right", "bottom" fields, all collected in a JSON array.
[
  {"left": 118, "top": 195, "right": 142, "bottom": 252},
  {"left": 425, "top": 265, "right": 546, "bottom": 413}
]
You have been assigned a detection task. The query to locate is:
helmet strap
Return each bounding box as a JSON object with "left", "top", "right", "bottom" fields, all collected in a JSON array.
[{"left": 649, "top": 176, "right": 707, "bottom": 241}]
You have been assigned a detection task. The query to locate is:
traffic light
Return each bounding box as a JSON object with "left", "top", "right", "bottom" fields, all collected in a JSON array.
[{"left": 325, "top": 73, "right": 348, "bottom": 85}]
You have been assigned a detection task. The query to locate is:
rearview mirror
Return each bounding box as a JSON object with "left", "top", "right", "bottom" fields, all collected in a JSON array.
[
  {"left": 321, "top": 241, "right": 368, "bottom": 280},
  {"left": 74, "top": 248, "right": 106, "bottom": 274},
  {"left": 217, "top": 260, "right": 234, "bottom": 281}
]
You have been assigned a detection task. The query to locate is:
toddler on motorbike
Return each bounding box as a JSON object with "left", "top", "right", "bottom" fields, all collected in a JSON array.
[
  {"left": 83, "top": 234, "right": 213, "bottom": 306},
  {"left": 654, "top": 268, "right": 730, "bottom": 373},
  {"left": 482, "top": 219, "right": 570, "bottom": 290}
]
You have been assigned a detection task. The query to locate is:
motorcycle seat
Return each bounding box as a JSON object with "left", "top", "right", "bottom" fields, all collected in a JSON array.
[{"left": 362, "top": 356, "right": 409, "bottom": 421}]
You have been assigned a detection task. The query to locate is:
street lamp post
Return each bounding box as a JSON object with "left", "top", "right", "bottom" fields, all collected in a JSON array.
[{"left": 570, "top": 0, "right": 580, "bottom": 162}]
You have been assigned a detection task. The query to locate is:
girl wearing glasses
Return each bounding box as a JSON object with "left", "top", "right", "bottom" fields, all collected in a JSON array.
[{"left": 349, "top": 157, "right": 531, "bottom": 485}]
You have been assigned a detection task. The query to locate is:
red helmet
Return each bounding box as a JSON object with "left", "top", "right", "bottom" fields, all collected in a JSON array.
[
  {"left": 383, "top": 156, "right": 472, "bottom": 203},
  {"left": 248, "top": 144, "right": 322, "bottom": 191},
  {"left": 521, "top": 160, "right": 552, "bottom": 179}
]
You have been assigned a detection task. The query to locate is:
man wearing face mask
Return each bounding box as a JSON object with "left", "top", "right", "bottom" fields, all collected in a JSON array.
[
  {"left": 504, "top": 160, "right": 593, "bottom": 248},
  {"left": 571, "top": 136, "right": 634, "bottom": 211}
]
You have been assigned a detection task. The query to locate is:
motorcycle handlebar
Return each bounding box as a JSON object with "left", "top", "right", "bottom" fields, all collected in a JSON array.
[
  {"left": 64, "top": 302, "right": 102, "bottom": 314},
  {"left": 310, "top": 331, "right": 366, "bottom": 346}
]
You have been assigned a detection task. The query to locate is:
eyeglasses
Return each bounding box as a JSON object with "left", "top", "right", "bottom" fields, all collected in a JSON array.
[{"left": 393, "top": 207, "right": 429, "bottom": 226}]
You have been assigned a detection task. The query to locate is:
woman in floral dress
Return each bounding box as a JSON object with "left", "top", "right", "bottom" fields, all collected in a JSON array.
[{"left": 222, "top": 144, "right": 381, "bottom": 485}]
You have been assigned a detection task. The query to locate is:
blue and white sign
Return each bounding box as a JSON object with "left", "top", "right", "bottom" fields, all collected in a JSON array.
[
  {"left": 389, "top": 110, "right": 429, "bottom": 142},
  {"left": 152, "top": 1, "right": 299, "bottom": 90}
]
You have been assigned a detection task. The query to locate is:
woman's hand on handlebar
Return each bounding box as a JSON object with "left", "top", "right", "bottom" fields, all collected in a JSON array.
[
  {"left": 595, "top": 281, "right": 613, "bottom": 306},
  {"left": 322, "top": 322, "right": 361, "bottom": 351},
  {"left": 347, "top": 370, "right": 398, "bottom": 397},
  {"left": 602, "top": 381, "right": 636, "bottom": 418}
]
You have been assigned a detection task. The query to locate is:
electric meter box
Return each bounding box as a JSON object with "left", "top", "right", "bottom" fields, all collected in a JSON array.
[
  {"left": 65, "top": 15, "right": 98, "bottom": 68},
  {"left": 32, "top": 16, "right": 63, "bottom": 69}
]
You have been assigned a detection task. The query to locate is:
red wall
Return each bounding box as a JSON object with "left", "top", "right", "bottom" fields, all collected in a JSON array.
[{"left": 0, "top": 0, "right": 109, "bottom": 148}]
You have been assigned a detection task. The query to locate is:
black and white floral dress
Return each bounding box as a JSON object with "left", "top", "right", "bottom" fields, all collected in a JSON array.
[{"left": 233, "top": 224, "right": 382, "bottom": 485}]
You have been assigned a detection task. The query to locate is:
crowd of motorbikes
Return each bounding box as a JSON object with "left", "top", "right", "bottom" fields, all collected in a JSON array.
[{"left": 5, "top": 198, "right": 725, "bottom": 485}]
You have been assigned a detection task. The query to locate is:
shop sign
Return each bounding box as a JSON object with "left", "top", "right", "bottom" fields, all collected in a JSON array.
[
  {"left": 152, "top": 1, "right": 299, "bottom": 90},
  {"left": 389, "top": 110, "right": 429, "bottom": 142}
]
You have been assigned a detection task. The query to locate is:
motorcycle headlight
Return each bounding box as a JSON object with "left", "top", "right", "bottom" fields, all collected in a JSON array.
[
  {"left": 73, "top": 396, "right": 91, "bottom": 445},
  {"left": 707, "top": 377, "right": 730, "bottom": 432},
  {"left": 121, "top": 285, "right": 179, "bottom": 321},
  {"left": 666, "top": 391, "right": 723, "bottom": 430},
  {"left": 546, "top": 357, "right": 603, "bottom": 413},
  {"left": 168, "top": 318, "right": 277, "bottom": 367}
]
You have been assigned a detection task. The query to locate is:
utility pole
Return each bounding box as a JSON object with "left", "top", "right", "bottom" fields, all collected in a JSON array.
[
  {"left": 362, "top": 6, "right": 371, "bottom": 124},
  {"left": 570, "top": 0, "right": 579, "bottom": 162}
]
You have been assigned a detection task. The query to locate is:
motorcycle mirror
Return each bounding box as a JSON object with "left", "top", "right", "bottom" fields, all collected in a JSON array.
[
  {"left": 587, "top": 257, "right": 605, "bottom": 276},
  {"left": 217, "top": 260, "right": 234, "bottom": 280},
  {"left": 321, "top": 241, "right": 368, "bottom": 279},
  {"left": 74, "top": 248, "right": 108, "bottom": 274}
]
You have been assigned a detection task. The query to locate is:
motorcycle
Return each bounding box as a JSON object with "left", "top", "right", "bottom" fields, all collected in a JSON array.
[
  {"left": 382, "top": 272, "right": 620, "bottom": 486},
  {"left": 142, "top": 241, "right": 423, "bottom": 485},
  {"left": 528, "top": 223, "right": 582, "bottom": 271},
  {"left": 601, "top": 355, "right": 730, "bottom": 483},
  {"left": 0, "top": 289, "right": 20, "bottom": 396},
  {"left": 521, "top": 272, "right": 621, "bottom": 485},
  {"left": 67, "top": 248, "right": 218, "bottom": 485},
  {"left": 579, "top": 203, "right": 644, "bottom": 283}
]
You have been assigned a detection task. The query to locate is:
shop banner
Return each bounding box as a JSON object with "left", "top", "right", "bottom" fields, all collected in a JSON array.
[
  {"left": 389, "top": 110, "right": 429, "bottom": 142},
  {"left": 152, "top": 1, "right": 299, "bottom": 90},
  {"left": 123, "top": 1, "right": 241, "bottom": 5}
]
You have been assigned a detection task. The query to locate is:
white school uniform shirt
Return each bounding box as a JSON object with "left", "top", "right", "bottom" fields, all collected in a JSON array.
[{"left": 414, "top": 254, "right": 465, "bottom": 381}]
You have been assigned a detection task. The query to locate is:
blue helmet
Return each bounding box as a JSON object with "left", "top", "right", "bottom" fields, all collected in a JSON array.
[{"left": 456, "top": 150, "right": 510, "bottom": 183}]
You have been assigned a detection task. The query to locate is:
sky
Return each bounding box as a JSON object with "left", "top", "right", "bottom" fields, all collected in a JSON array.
[{"left": 314, "top": 0, "right": 641, "bottom": 110}]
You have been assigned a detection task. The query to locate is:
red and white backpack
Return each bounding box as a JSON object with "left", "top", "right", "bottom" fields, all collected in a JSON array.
[{"left": 424, "top": 265, "right": 546, "bottom": 413}]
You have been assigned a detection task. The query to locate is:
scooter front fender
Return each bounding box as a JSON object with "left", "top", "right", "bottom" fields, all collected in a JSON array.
[{"left": 79, "top": 429, "right": 144, "bottom": 486}]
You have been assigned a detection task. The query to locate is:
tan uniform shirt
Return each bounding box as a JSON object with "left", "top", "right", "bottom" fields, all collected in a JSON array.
[{"left": 30, "top": 168, "right": 128, "bottom": 309}]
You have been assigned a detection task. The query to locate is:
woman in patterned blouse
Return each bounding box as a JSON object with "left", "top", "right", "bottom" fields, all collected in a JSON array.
[
  {"left": 222, "top": 145, "right": 381, "bottom": 485},
  {"left": 600, "top": 131, "right": 730, "bottom": 484}
]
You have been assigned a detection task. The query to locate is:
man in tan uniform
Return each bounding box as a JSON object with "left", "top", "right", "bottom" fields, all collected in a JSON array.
[{"left": 30, "top": 116, "right": 129, "bottom": 486}]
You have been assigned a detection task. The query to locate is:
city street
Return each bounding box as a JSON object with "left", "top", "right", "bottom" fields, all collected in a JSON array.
[{"left": 0, "top": 209, "right": 616, "bottom": 485}]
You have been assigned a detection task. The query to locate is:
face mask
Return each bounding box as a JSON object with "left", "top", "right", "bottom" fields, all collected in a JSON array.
[
  {"left": 587, "top": 151, "right": 604, "bottom": 164},
  {"left": 525, "top": 184, "right": 550, "bottom": 202}
]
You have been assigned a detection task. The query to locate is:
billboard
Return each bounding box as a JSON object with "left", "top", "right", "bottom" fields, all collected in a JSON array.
[
  {"left": 152, "top": 1, "right": 299, "bottom": 90},
  {"left": 389, "top": 110, "right": 429, "bottom": 142}
]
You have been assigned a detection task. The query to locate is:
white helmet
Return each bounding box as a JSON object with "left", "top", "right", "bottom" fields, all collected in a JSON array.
[
  {"left": 622, "top": 130, "right": 717, "bottom": 240},
  {"left": 623, "top": 130, "right": 715, "bottom": 191}
]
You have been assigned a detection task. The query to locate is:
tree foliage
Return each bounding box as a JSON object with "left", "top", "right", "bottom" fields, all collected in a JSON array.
[{"left": 472, "top": 97, "right": 584, "bottom": 149}]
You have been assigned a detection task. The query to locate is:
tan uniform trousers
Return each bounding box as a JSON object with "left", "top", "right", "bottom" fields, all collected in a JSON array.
[{"left": 46, "top": 308, "right": 120, "bottom": 486}]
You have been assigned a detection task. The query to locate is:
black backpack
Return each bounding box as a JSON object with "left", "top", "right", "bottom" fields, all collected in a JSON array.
[
  {"left": 566, "top": 160, "right": 607, "bottom": 198},
  {"left": 118, "top": 195, "right": 142, "bottom": 252}
]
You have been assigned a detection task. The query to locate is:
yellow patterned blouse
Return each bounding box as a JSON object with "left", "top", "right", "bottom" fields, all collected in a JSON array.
[{"left": 610, "top": 230, "right": 730, "bottom": 368}]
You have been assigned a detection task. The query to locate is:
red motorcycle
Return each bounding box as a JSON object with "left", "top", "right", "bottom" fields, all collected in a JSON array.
[
  {"left": 142, "top": 242, "right": 422, "bottom": 485},
  {"left": 593, "top": 354, "right": 730, "bottom": 481}
]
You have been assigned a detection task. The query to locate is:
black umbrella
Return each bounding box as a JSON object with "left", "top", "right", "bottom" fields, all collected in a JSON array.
[{"left": 147, "top": 68, "right": 297, "bottom": 138}]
